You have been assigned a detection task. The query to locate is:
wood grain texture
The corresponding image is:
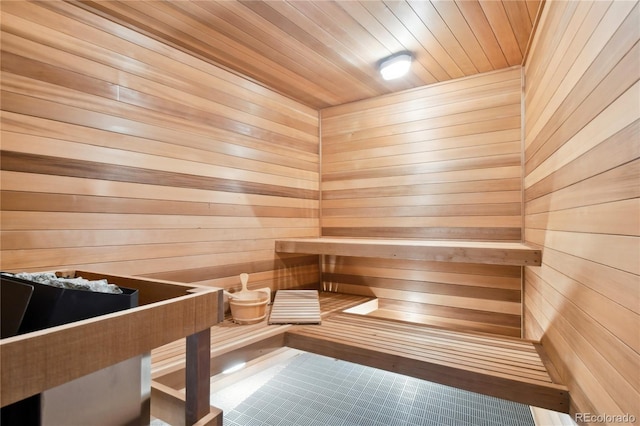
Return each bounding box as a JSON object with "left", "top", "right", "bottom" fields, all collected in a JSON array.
[
  {"left": 0, "top": 271, "right": 222, "bottom": 407},
  {"left": 0, "top": 1, "right": 320, "bottom": 293},
  {"left": 150, "top": 292, "right": 372, "bottom": 387},
  {"left": 70, "top": 0, "right": 539, "bottom": 109},
  {"left": 268, "top": 290, "right": 322, "bottom": 324},
  {"left": 285, "top": 313, "right": 569, "bottom": 412},
  {"left": 523, "top": 1, "right": 639, "bottom": 422},
  {"left": 186, "top": 329, "right": 211, "bottom": 425},
  {"left": 151, "top": 381, "right": 223, "bottom": 426},
  {"left": 276, "top": 238, "right": 540, "bottom": 266},
  {"left": 319, "top": 67, "right": 524, "bottom": 336},
  {"left": 321, "top": 67, "right": 522, "bottom": 240}
]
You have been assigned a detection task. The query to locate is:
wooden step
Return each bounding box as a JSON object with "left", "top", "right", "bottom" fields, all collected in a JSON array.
[{"left": 285, "top": 312, "right": 569, "bottom": 413}]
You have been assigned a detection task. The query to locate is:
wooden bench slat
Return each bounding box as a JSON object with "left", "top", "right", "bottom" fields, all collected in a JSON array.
[
  {"left": 286, "top": 328, "right": 552, "bottom": 384},
  {"left": 289, "top": 316, "right": 552, "bottom": 382},
  {"left": 300, "top": 320, "right": 548, "bottom": 372},
  {"left": 301, "top": 317, "right": 544, "bottom": 368},
  {"left": 294, "top": 332, "right": 552, "bottom": 384},
  {"left": 275, "top": 237, "right": 542, "bottom": 266},
  {"left": 320, "top": 316, "right": 545, "bottom": 369},
  {"left": 151, "top": 292, "right": 371, "bottom": 377},
  {"left": 268, "top": 290, "right": 322, "bottom": 324},
  {"left": 331, "top": 313, "right": 538, "bottom": 350},
  {"left": 150, "top": 292, "right": 568, "bottom": 414},
  {"left": 285, "top": 330, "right": 568, "bottom": 413},
  {"left": 284, "top": 311, "right": 569, "bottom": 413}
]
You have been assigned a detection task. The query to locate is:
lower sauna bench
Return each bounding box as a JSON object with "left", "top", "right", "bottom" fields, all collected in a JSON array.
[
  {"left": 285, "top": 312, "right": 569, "bottom": 413},
  {"left": 150, "top": 292, "right": 568, "bottom": 425}
]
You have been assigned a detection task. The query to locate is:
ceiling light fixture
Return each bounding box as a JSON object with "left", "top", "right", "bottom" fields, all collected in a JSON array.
[{"left": 379, "top": 52, "right": 412, "bottom": 80}]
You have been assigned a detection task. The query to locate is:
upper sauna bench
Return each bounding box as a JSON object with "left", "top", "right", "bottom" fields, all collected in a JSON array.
[{"left": 275, "top": 237, "right": 541, "bottom": 266}]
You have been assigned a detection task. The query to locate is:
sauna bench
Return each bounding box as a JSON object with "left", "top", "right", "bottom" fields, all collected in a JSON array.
[
  {"left": 285, "top": 313, "right": 569, "bottom": 413},
  {"left": 275, "top": 237, "right": 541, "bottom": 266},
  {"left": 152, "top": 292, "right": 568, "bottom": 416},
  {"left": 149, "top": 292, "right": 371, "bottom": 425},
  {"left": 0, "top": 270, "right": 223, "bottom": 426},
  {"left": 150, "top": 292, "right": 370, "bottom": 382}
]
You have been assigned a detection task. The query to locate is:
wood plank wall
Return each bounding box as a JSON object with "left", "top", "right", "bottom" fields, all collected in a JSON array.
[
  {"left": 523, "top": 1, "right": 639, "bottom": 423},
  {"left": 320, "top": 68, "right": 524, "bottom": 337},
  {"left": 0, "top": 1, "right": 320, "bottom": 295}
]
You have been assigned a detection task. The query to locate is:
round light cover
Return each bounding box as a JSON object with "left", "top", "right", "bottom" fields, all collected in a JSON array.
[{"left": 380, "top": 53, "right": 412, "bottom": 80}]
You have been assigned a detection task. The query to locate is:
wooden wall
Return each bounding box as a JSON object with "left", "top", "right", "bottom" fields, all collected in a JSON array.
[
  {"left": 0, "top": 1, "right": 320, "bottom": 294},
  {"left": 320, "top": 67, "right": 524, "bottom": 337},
  {"left": 523, "top": 0, "right": 639, "bottom": 423}
]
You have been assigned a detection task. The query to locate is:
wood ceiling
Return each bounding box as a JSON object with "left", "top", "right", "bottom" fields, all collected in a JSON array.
[{"left": 74, "top": 0, "right": 542, "bottom": 109}]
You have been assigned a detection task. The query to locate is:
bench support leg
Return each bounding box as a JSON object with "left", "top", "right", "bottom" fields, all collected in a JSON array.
[{"left": 186, "top": 328, "right": 211, "bottom": 425}]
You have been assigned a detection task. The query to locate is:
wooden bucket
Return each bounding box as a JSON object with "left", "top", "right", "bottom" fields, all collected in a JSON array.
[{"left": 228, "top": 291, "right": 269, "bottom": 324}]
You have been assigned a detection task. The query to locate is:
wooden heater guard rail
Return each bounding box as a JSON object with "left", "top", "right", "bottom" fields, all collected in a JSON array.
[
  {"left": 151, "top": 293, "right": 569, "bottom": 419},
  {"left": 0, "top": 270, "right": 224, "bottom": 426}
]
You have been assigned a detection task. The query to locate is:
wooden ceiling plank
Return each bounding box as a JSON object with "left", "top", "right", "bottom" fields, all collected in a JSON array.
[
  {"left": 81, "top": 0, "right": 337, "bottom": 108},
  {"left": 285, "top": 1, "right": 396, "bottom": 93},
  {"left": 429, "top": 0, "right": 494, "bottom": 73},
  {"left": 62, "top": 0, "right": 538, "bottom": 109},
  {"left": 291, "top": 0, "right": 436, "bottom": 97},
  {"left": 360, "top": 0, "right": 451, "bottom": 83},
  {"left": 299, "top": 1, "right": 391, "bottom": 65},
  {"left": 526, "top": 0, "right": 544, "bottom": 23},
  {"left": 171, "top": 0, "right": 350, "bottom": 106},
  {"left": 406, "top": 0, "right": 479, "bottom": 76},
  {"left": 383, "top": 0, "right": 466, "bottom": 80},
  {"left": 333, "top": 1, "right": 405, "bottom": 57},
  {"left": 333, "top": 0, "right": 434, "bottom": 89},
  {"left": 128, "top": 1, "right": 338, "bottom": 108},
  {"left": 478, "top": 0, "right": 524, "bottom": 66},
  {"left": 503, "top": 0, "right": 534, "bottom": 58},
  {"left": 79, "top": 3, "right": 320, "bottom": 132},
  {"left": 73, "top": 0, "right": 334, "bottom": 109},
  {"left": 455, "top": 0, "right": 510, "bottom": 70},
  {"left": 240, "top": 0, "right": 381, "bottom": 103}
]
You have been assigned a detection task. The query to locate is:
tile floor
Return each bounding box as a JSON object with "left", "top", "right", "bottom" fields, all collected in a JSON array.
[{"left": 220, "top": 352, "right": 535, "bottom": 426}]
